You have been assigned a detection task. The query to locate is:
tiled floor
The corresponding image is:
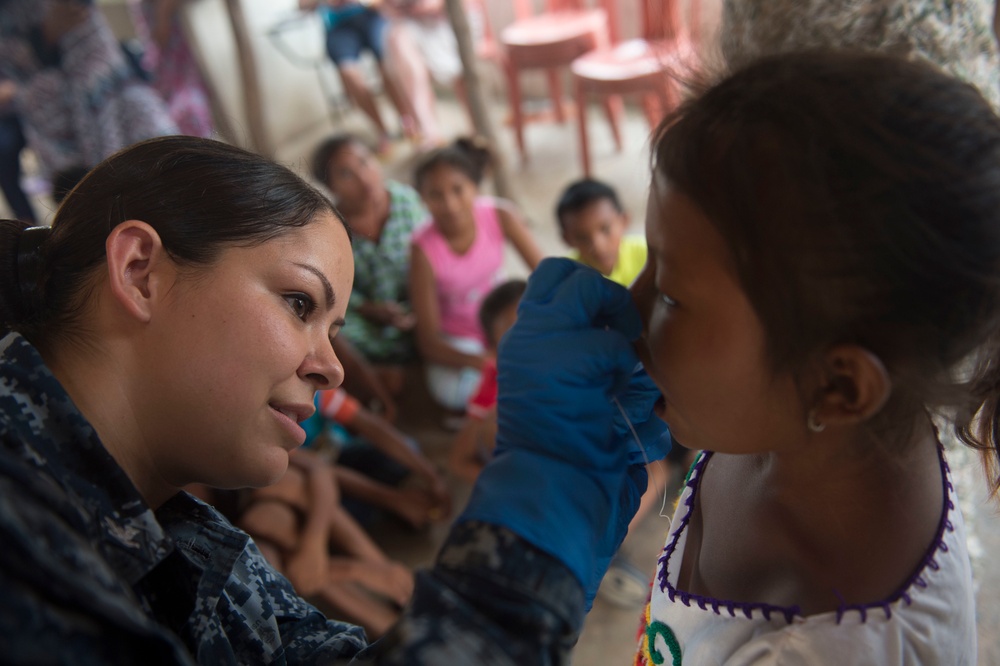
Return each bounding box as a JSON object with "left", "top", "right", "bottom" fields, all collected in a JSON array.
[{"left": 8, "top": 74, "right": 1000, "bottom": 664}]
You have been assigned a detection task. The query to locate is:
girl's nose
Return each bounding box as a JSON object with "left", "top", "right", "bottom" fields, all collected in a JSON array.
[{"left": 629, "top": 263, "right": 655, "bottom": 331}]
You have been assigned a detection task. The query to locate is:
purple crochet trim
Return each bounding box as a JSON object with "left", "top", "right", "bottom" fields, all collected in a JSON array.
[
  {"left": 656, "top": 452, "right": 803, "bottom": 625},
  {"left": 656, "top": 446, "right": 956, "bottom": 626}
]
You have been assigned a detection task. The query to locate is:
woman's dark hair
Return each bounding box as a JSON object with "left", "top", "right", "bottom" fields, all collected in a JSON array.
[
  {"left": 310, "top": 133, "right": 368, "bottom": 185},
  {"left": 413, "top": 136, "right": 492, "bottom": 191},
  {"left": 653, "top": 51, "right": 1000, "bottom": 495},
  {"left": 554, "top": 178, "right": 624, "bottom": 231},
  {"left": 478, "top": 279, "right": 527, "bottom": 347},
  {"left": 0, "top": 135, "right": 346, "bottom": 347}
]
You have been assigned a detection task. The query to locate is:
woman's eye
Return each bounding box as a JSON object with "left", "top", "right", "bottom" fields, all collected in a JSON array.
[{"left": 285, "top": 293, "right": 315, "bottom": 320}]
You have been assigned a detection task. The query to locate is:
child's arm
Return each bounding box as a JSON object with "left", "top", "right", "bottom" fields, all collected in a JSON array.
[
  {"left": 496, "top": 200, "right": 544, "bottom": 270},
  {"left": 334, "top": 465, "right": 439, "bottom": 529},
  {"left": 333, "top": 336, "right": 399, "bottom": 423},
  {"left": 448, "top": 415, "right": 489, "bottom": 485},
  {"left": 281, "top": 451, "right": 337, "bottom": 596},
  {"left": 410, "top": 244, "right": 488, "bottom": 369},
  {"left": 346, "top": 406, "right": 451, "bottom": 514}
]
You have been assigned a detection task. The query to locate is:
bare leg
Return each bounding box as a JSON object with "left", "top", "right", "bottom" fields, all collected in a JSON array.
[
  {"left": 383, "top": 24, "right": 441, "bottom": 146},
  {"left": 327, "top": 557, "right": 414, "bottom": 607},
  {"left": 337, "top": 62, "right": 391, "bottom": 142},
  {"left": 238, "top": 499, "right": 301, "bottom": 552},
  {"left": 320, "top": 581, "right": 401, "bottom": 639}
]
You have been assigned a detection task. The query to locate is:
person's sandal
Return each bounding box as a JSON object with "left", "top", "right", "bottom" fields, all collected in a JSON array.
[{"left": 598, "top": 555, "right": 651, "bottom": 609}]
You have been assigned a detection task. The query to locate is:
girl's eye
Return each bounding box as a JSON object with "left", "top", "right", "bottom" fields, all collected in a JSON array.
[
  {"left": 660, "top": 292, "right": 677, "bottom": 308},
  {"left": 285, "top": 293, "right": 316, "bottom": 320}
]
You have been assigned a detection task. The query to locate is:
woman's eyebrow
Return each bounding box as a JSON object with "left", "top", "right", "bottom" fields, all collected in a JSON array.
[{"left": 295, "top": 262, "right": 335, "bottom": 309}]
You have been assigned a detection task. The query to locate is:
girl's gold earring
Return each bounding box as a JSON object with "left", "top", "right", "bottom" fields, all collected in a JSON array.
[{"left": 807, "top": 409, "right": 826, "bottom": 433}]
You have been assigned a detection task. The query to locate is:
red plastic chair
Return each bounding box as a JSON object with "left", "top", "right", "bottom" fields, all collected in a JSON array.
[
  {"left": 500, "top": 0, "right": 612, "bottom": 161},
  {"left": 570, "top": 0, "right": 699, "bottom": 175}
]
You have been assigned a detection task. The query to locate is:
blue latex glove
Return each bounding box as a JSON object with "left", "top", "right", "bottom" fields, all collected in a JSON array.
[
  {"left": 459, "top": 258, "right": 670, "bottom": 605},
  {"left": 588, "top": 367, "right": 672, "bottom": 607},
  {"left": 617, "top": 366, "right": 673, "bottom": 468}
]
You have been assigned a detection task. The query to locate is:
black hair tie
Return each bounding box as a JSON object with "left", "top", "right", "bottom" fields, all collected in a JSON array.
[{"left": 16, "top": 226, "right": 51, "bottom": 318}]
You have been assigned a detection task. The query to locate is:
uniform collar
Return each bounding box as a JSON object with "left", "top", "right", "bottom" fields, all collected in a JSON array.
[{"left": 0, "top": 331, "right": 175, "bottom": 586}]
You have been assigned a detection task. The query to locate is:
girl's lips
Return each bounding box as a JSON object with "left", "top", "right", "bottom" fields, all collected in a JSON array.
[{"left": 654, "top": 395, "right": 668, "bottom": 419}]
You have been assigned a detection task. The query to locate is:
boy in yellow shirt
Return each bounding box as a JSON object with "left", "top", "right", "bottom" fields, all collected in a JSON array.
[{"left": 556, "top": 178, "right": 647, "bottom": 287}]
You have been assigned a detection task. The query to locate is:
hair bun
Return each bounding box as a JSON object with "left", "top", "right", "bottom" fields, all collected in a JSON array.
[{"left": 16, "top": 226, "right": 51, "bottom": 318}]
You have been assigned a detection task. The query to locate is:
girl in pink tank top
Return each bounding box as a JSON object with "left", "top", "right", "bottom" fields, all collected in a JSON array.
[{"left": 409, "top": 138, "right": 543, "bottom": 410}]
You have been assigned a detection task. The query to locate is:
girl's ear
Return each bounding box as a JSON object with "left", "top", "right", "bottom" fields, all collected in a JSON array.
[
  {"left": 105, "top": 220, "right": 172, "bottom": 323},
  {"left": 810, "top": 345, "right": 892, "bottom": 428}
]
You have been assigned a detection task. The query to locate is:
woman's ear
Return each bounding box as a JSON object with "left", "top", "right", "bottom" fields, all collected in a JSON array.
[
  {"left": 810, "top": 345, "right": 892, "bottom": 428},
  {"left": 105, "top": 220, "right": 171, "bottom": 323}
]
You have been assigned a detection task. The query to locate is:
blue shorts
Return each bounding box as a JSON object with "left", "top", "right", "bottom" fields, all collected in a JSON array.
[{"left": 325, "top": 7, "right": 388, "bottom": 65}]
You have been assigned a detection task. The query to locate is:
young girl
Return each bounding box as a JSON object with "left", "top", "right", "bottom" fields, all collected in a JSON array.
[
  {"left": 627, "top": 51, "right": 1000, "bottom": 664},
  {"left": 189, "top": 448, "right": 415, "bottom": 640},
  {"left": 409, "top": 137, "right": 543, "bottom": 411}
]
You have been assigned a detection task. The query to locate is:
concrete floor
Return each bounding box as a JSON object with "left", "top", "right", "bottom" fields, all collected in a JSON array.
[{"left": 7, "top": 74, "right": 1000, "bottom": 664}]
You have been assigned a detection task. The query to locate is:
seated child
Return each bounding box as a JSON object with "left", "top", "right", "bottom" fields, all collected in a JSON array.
[
  {"left": 410, "top": 137, "right": 543, "bottom": 411},
  {"left": 187, "top": 449, "right": 415, "bottom": 640},
  {"left": 556, "top": 178, "right": 647, "bottom": 286},
  {"left": 309, "top": 387, "right": 452, "bottom": 527},
  {"left": 448, "top": 279, "right": 526, "bottom": 484}
]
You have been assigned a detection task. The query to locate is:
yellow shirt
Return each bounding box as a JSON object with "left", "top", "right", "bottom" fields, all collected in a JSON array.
[{"left": 569, "top": 235, "right": 648, "bottom": 287}]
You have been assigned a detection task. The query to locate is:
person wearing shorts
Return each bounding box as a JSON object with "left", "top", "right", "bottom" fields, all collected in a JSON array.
[{"left": 302, "top": 1, "right": 414, "bottom": 149}]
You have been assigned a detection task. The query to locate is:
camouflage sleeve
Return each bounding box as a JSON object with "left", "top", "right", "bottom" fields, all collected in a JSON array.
[{"left": 351, "top": 521, "right": 585, "bottom": 666}]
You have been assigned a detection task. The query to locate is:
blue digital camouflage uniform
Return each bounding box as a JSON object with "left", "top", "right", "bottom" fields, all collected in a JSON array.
[{"left": 0, "top": 330, "right": 585, "bottom": 664}]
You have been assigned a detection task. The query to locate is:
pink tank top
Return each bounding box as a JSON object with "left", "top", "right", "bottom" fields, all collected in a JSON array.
[{"left": 412, "top": 197, "right": 505, "bottom": 343}]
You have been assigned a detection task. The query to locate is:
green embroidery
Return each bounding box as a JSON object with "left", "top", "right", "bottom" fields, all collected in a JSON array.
[
  {"left": 681, "top": 452, "right": 703, "bottom": 487},
  {"left": 646, "top": 621, "right": 682, "bottom": 666}
]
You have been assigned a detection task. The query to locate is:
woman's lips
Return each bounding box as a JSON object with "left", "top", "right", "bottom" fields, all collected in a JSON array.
[{"left": 270, "top": 406, "right": 307, "bottom": 447}]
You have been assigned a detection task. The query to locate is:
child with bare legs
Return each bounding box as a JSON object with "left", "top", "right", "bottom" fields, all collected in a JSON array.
[
  {"left": 234, "top": 449, "right": 414, "bottom": 639},
  {"left": 410, "top": 137, "right": 543, "bottom": 412}
]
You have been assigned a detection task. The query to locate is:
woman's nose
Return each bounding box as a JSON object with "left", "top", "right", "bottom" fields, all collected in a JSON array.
[{"left": 300, "top": 338, "right": 344, "bottom": 390}]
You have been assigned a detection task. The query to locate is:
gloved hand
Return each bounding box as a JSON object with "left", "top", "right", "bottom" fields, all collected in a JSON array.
[
  {"left": 616, "top": 366, "right": 673, "bottom": 468},
  {"left": 587, "top": 367, "right": 671, "bottom": 607},
  {"left": 459, "top": 258, "right": 670, "bottom": 606}
]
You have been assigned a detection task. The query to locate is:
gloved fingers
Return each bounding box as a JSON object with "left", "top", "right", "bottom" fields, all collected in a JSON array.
[
  {"left": 644, "top": 425, "right": 673, "bottom": 461},
  {"left": 626, "top": 463, "right": 649, "bottom": 498},
  {"left": 625, "top": 429, "right": 673, "bottom": 467},
  {"left": 520, "top": 257, "right": 582, "bottom": 304},
  {"left": 498, "top": 325, "right": 640, "bottom": 397},
  {"left": 519, "top": 259, "right": 642, "bottom": 340},
  {"left": 613, "top": 366, "right": 663, "bottom": 425},
  {"left": 563, "top": 327, "right": 642, "bottom": 396},
  {"left": 615, "top": 369, "right": 671, "bottom": 465},
  {"left": 558, "top": 268, "right": 642, "bottom": 339}
]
